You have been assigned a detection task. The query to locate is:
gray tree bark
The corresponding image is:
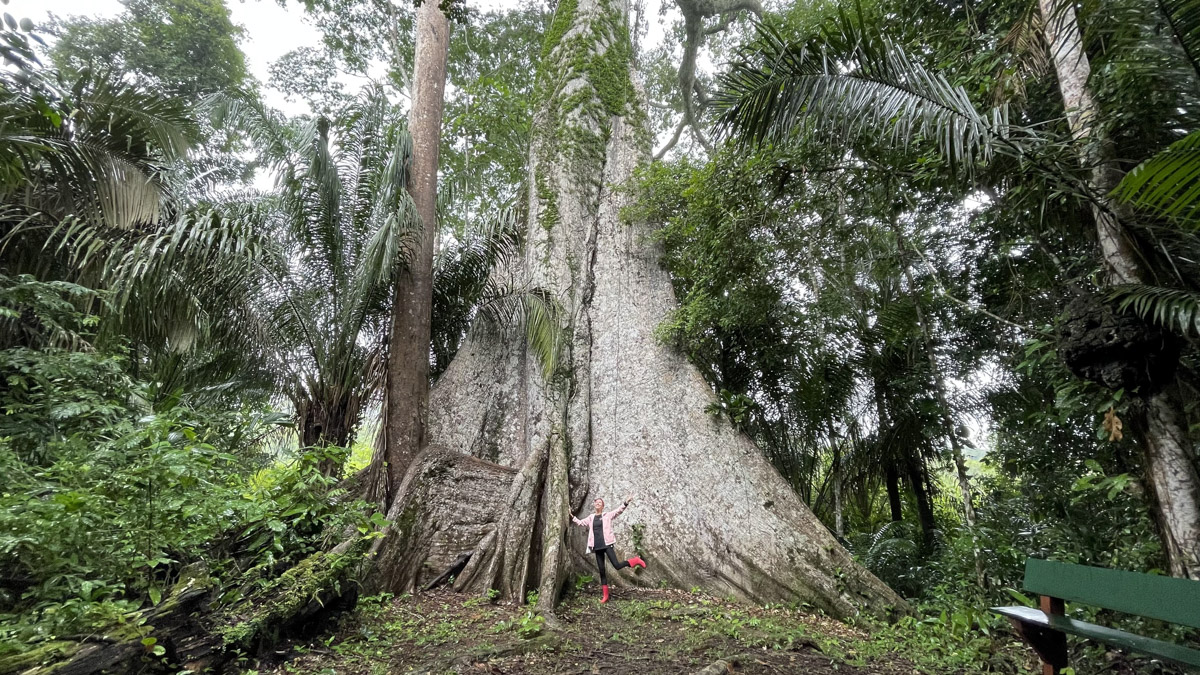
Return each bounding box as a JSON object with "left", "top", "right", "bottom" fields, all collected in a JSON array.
[
  {"left": 1039, "top": 0, "right": 1200, "bottom": 578},
  {"left": 378, "top": 0, "right": 904, "bottom": 618}
]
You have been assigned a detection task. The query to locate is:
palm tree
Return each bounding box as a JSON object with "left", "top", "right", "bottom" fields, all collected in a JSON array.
[
  {"left": 0, "top": 22, "right": 196, "bottom": 277},
  {"left": 211, "top": 88, "right": 418, "bottom": 475},
  {"left": 223, "top": 89, "right": 561, "bottom": 477},
  {"left": 0, "top": 22, "right": 268, "bottom": 401}
]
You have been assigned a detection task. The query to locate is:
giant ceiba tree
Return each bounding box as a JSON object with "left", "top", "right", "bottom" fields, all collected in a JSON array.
[{"left": 368, "top": 0, "right": 901, "bottom": 619}]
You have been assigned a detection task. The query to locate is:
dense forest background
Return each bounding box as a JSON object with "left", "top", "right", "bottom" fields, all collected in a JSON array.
[{"left": 2, "top": 0, "right": 1199, "bottom": 671}]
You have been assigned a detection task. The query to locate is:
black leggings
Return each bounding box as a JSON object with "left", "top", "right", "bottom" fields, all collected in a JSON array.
[{"left": 593, "top": 546, "right": 629, "bottom": 585}]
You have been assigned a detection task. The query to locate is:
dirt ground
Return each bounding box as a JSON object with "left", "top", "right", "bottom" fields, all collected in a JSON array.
[{"left": 249, "top": 586, "right": 926, "bottom": 675}]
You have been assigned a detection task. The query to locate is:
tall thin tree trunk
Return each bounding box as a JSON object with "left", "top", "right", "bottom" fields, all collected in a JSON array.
[
  {"left": 832, "top": 440, "right": 844, "bottom": 540},
  {"left": 885, "top": 464, "right": 903, "bottom": 522},
  {"left": 1143, "top": 387, "right": 1200, "bottom": 578},
  {"left": 894, "top": 245, "right": 976, "bottom": 528},
  {"left": 894, "top": 241, "right": 983, "bottom": 582},
  {"left": 371, "top": 0, "right": 451, "bottom": 507},
  {"left": 873, "top": 375, "right": 904, "bottom": 523},
  {"left": 1040, "top": 0, "right": 1200, "bottom": 578},
  {"left": 905, "top": 453, "right": 937, "bottom": 550}
]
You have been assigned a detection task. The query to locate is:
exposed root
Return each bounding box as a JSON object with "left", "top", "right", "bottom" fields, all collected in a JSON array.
[
  {"left": 453, "top": 439, "right": 547, "bottom": 601},
  {"left": 368, "top": 446, "right": 515, "bottom": 594}
]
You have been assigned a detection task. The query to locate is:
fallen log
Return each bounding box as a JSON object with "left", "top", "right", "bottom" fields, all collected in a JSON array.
[{"left": 2, "top": 541, "right": 369, "bottom": 675}]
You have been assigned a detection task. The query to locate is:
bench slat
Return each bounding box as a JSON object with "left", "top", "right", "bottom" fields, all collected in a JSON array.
[
  {"left": 993, "top": 606, "right": 1200, "bottom": 668},
  {"left": 1024, "top": 559, "right": 1200, "bottom": 629}
]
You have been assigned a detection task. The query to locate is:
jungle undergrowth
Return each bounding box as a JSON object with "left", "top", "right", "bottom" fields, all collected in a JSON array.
[{"left": 246, "top": 586, "right": 1034, "bottom": 675}]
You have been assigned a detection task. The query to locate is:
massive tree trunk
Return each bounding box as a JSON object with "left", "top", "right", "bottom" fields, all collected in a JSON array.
[
  {"left": 370, "top": 0, "right": 902, "bottom": 617},
  {"left": 371, "top": 0, "right": 451, "bottom": 506},
  {"left": 1039, "top": 0, "right": 1200, "bottom": 579}
]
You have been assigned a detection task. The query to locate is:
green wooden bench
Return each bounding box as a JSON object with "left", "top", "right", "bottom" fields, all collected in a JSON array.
[{"left": 991, "top": 558, "right": 1200, "bottom": 674}]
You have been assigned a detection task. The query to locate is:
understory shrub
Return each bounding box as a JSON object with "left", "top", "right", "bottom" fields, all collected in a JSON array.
[{"left": 0, "top": 277, "right": 380, "bottom": 655}]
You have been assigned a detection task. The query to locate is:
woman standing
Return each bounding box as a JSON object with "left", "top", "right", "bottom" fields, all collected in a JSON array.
[{"left": 572, "top": 495, "right": 646, "bottom": 603}]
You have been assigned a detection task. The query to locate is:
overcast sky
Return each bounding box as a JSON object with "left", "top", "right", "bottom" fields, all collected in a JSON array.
[
  {"left": 25, "top": 0, "right": 675, "bottom": 119},
  {"left": 25, "top": 0, "right": 350, "bottom": 116}
]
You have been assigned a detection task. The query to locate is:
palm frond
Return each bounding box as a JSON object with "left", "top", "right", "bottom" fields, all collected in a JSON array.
[
  {"left": 1110, "top": 283, "right": 1200, "bottom": 335},
  {"left": 714, "top": 15, "right": 1008, "bottom": 172},
  {"left": 1157, "top": 0, "right": 1200, "bottom": 78},
  {"left": 0, "top": 68, "right": 196, "bottom": 230},
  {"left": 351, "top": 125, "right": 419, "bottom": 302},
  {"left": 476, "top": 288, "right": 565, "bottom": 381},
  {"left": 1114, "top": 129, "right": 1200, "bottom": 226}
]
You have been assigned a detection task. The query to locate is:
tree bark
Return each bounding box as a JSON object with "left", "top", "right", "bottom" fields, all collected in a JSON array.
[
  {"left": 371, "top": 0, "right": 451, "bottom": 507},
  {"left": 885, "top": 465, "right": 903, "bottom": 522},
  {"left": 297, "top": 389, "right": 359, "bottom": 477},
  {"left": 1142, "top": 388, "right": 1200, "bottom": 578},
  {"left": 389, "top": 0, "right": 903, "bottom": 617},
  {"left": 1037, "top": 0, "right": 1141, "bottom": 286},
  {"left": 1039, "top": 0, "right": 1200, "bottom": 578},
  {"left": 367, "top": 446, "right": 516, "bottom": 594},
  {"left": 904, "top": 453, "right": 937, "bottom": 551}
]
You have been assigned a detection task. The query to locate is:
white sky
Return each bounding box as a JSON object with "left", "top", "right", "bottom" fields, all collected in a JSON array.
[
  {"left": 26, "top": 0, "right": 675, "bottom": 119},
  {"left": 26, "top": 0, "right": 322, "bottom": 116}
]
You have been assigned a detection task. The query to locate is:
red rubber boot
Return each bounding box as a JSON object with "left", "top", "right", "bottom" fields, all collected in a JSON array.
[
  {"left": 601, "top": 585, "right": 610, "bottom": 603},
  {"left": 627, "top": 556, "right": 647, "bottom": 569}
]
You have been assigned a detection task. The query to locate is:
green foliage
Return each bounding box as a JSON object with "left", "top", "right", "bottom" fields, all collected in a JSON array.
[
  {"left": 1114, "top": 130, "right": 1200, "bottom": 226},
  {"left": 495, "top": 610, "right": 544, "bottom": 639},
  {"left": 715, "top": 15, "right": 1006, "bottom": 172},
  {"left": 209, "top": 87, "right": 419, "bottom": 458},
  {"left": 49, "top": 0, "right": 249, "bottom": 98},
  {"left": 0, "top": 278, "right": 381, "bottom": 655},
  {"left": 431, "top": 209, "right": 565, "bottom": 382},
  {"left": 0, "top": 30, "right": 196, "bottom": 233}
]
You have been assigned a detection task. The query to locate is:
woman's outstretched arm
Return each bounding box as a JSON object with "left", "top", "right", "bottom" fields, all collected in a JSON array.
[{"left": 610, "top": 495, "right": 633, "bottom": 519}]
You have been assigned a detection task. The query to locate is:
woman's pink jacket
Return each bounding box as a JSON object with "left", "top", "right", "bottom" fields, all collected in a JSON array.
[{"left": 572, "top": 503, "right": 626, "bottom": 551}]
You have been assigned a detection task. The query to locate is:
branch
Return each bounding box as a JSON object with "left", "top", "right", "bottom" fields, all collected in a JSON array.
[
  {"left": 654, "top": 117, "right": 689, "bottom": 159},
  {"left": 704, "top": 12, "right": 737, "bottom": 36},
  {"left": 909, "top": 242, "right": 1046, "bottom": 336},
  {"left": 671, "top": 0, "right": 762, "bottom": 158},
  {"left": 687, "top": 118, "right": 713, "bottom": 153}
]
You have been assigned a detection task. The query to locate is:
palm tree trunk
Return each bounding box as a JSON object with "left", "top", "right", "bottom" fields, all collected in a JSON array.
[
  {"left": 298, "top": 391, "right": 360, "bottom": 477},
  {"left": 832, "top": 440, "right": 844, "bottom": 539},
  {"left": 885, "top": 464, "right": 903, "bottom": 522},
  {"left": 905, "top": 452, "right": 937, "bottom": 551},
  {"left": 1039, "top": 0, "right": 1200, "bottom": 578},
  {"left": 873, "top": 375, "right": 904, "bottom": 523},
  {"left": 372, "top": 0, "right": 451, "bottom": 507}
]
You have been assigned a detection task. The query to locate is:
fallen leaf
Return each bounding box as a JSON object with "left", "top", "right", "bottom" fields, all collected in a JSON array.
[{"left": 1103, "top": 407, "right": 1124, "bottom": 442}]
